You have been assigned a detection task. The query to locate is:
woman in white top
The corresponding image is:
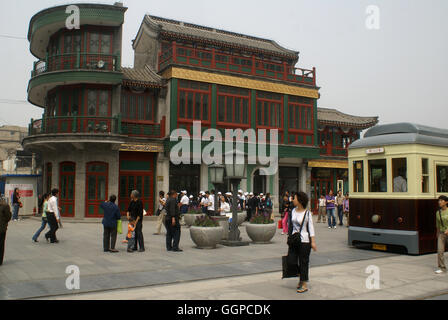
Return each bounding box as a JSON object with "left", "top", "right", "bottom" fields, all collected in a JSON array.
[
  {"left": 288, "top": 191, "right": 317, "bottom": 293},
  {"left": 218, "top": 195, "right": 231, "bottom": 218}
]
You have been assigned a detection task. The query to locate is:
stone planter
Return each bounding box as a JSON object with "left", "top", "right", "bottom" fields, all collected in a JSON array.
[
  {"left": 245, "top": 223, "right": 277, "bottom": 244},
  {"left": 237, "top": 211, "right": 247, "bottom": 226},
  {"left": 183, "top": 214, "right": 204, "bottom": 227},
  {"left": 190, "top": 226, "right": 224, "bottom": 249}
]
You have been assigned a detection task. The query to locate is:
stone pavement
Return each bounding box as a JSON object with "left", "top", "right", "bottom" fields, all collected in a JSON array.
[
  {"left": 0, "top": 216, "right": 402, "bottom": 299},
  {"left": 46, "top": 253, "right": 448, "bottom": 300}
]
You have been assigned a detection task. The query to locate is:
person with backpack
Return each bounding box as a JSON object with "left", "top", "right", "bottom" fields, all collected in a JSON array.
[
  {"left": 435, "top": 195, "right": 448, "bottom": 274},
  {"left": 287, "top": 191, "right": 317, "bottom": 293}
]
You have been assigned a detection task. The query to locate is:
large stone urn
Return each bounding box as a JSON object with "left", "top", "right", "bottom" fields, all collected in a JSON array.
[
  {"left": 245, "top": 223, "right": 276, "bottom": 244},
  {"left": 190, "top": 226, "right": 224, "bottom": 249},
  {"left": 183, "top": 214, "right": 205, "bottom": 227},
  {"left": 237, "top": 211, "right": 247, "bottom": 226}
]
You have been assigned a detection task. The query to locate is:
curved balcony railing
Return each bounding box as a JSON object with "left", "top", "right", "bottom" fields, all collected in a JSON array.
[
  {"left": 31, "top": 52, "right": 120, "bottom": 77},
  {"left": 28, "top": 115, "right": 166, "bottom": 139},
  {"left": 158, "top": 43, "right": 316, "bottom": 86}
]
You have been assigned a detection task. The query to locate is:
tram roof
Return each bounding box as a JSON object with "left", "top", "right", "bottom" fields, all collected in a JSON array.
[{"left": 349, "top": 122, "right": 448, "bottom": 149}]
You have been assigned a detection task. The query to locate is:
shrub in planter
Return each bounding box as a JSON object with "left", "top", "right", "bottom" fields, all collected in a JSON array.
[
  {"left": 190, "top": 216, "right": 223, "bottom": 249},
  {"left": 183, "top": 208, "right": 205, "bottom": 227},
  {"left": 246, "top": 212, "right": 276, "bottom": 244}
]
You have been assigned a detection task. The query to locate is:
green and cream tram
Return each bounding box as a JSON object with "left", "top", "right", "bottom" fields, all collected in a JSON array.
[{"left": 348, "top": 123, "right": 448, "bottom": 255}]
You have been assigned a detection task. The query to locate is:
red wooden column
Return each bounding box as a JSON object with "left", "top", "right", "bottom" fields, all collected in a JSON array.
[
  {"left": 212, "top": 48, "right": 216, "bottom": 69},
  {"left": 283, "top": 61, "right": 288, "bottom": 80},
  {"left": 313, "top": 67, "right": 316, "bottom": 86},
  {"left": 251, "top": 55, "right": 256, "bottom": 75}
]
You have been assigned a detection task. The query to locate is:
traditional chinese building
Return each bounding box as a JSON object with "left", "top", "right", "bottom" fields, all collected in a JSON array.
[{"left": 23, "top": 2, "right": 377, "bottom": 218}]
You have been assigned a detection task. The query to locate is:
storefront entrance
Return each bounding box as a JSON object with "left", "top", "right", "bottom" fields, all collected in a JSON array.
[
  {"left": 119, "top": 152, "right": 155, "bottom": 216},
  {"left": 311, "top": 168, "right": 333, "bottom": 214},
  {"left": 85, "top": 162, "right": 108, "bottom": 217}
]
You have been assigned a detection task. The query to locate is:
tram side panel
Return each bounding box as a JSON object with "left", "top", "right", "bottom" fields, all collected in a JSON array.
[{"left": 349, "top": 198, "right": 438, "bottom": 255}]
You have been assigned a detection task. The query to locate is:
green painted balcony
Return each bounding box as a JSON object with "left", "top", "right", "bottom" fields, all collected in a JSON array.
[
  {"left": 28, "top": 3, "right": 127, "bottom": 59},
  {"left": 158, "top": 43, "right": 316, "bottom": 87}
]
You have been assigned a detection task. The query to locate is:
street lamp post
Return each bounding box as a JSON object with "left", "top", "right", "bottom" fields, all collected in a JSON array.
[{"left": 221, "top": 149, "right": 249, "bottom": 247}]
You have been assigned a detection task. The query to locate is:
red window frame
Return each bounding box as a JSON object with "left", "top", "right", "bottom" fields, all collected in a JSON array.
[
  {"left": 84, "top": 87, "right": 112, "bottom": 117},
  {"left": 217, "top": 86, "right": 251, "bottom": 128},
  {"left": 255, "top": 92, "right": 283, "bottom": 129},
  {"left": 177, "top": 80, "right": 211, "bottom": 124},
  {"left": 288, "top": 102, "right": 313, "bottom": 132},
  {"left": 121, "top": 89, "right": 156, "bottom": 123}
]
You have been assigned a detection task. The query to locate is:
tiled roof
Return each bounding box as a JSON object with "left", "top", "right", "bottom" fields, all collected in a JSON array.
[
  {"left": 144, "top": 15, "right": 298, "bottom": 59},
  {"left": 318, "top": 107, "right": 378, "bottom": 129},
  {"left": 122, "top": 65, "right": 163, "bottom": 87}
]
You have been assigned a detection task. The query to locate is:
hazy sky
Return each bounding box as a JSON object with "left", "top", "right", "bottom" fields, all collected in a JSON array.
[{"left": 0, "top": 0, "right": 447, "bottom": 129}]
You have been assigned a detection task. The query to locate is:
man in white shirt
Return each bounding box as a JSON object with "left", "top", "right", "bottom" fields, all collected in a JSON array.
[
  {"left": 393, "top": 168, "right": 408, "bottom": 192},
  {"left": 200, "top": 192, "right": 209, "bottom": 214},
  {"left": 180, "top": 191, "right": 189, "bottom": 214},
  {"left": 45, "top": 189, "right": 60, "bottom": 243},
  {"left": 207, "top": 190, "right": 215, "bottom": 216}
]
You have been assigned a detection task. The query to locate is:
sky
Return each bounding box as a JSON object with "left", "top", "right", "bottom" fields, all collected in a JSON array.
[{"left": 0, "top": 0, "right": 447, "bottom": 129}]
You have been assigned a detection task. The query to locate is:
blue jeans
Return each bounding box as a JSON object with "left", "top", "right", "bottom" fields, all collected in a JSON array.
[
  {"left": 32, "top": 217, "right": 48, "bottom": 241},
  {"left": 327, "top": 208, "right": 336, "bottom": 227},
  {"left": 12, "top": 203, "right": 19, "bottom": 220},
  {"left": 337, "top": 205, "right": 344, "bottom": 225}
]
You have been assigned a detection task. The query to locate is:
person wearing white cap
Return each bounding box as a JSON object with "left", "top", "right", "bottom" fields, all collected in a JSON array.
[
  {"left": 200, "top": 191, "right": 209, "bottom": 214},
  {"left": 180, "top": 191, "right": 189, "bottom": 214}
]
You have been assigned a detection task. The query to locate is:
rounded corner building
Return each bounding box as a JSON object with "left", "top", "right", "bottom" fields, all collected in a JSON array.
[{"left": 23, "top": 2, "right": 378, "bottom": 219}]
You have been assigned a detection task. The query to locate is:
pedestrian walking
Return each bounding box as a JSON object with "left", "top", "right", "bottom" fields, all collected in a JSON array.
[
  {"left": 200, "top": 191, "right": 209, "bottom": 214},
  {"left": 0, "top": 196, "right": 12, "bottom": 265},
  {"left": 343, "top": 193, "right": 350, "bottom": 227},
  {"left": 101, "top": 195, "right": 121, "bottom": 253},
  {"left": 317, "top": 195, "right": 326, "bottom": 223},
  {"left": 154, "top": 191, "right": 167, "bottom": 235},
  {"left": 287, "top": 191, "right": 317, "bottom": 293},
  {"left": 45, "top": 189, "right": 60, "bottom": 243},
  {"left": 11, "top": 188, "right": 21, "bottom": 221},
  {"left": 325, "top": 190, "right": 337, "bottom": 229},
  {"left": 435, "top": 195, "right": 448, "bottom": 274},
  {"left": 126, "top": 190, "right": 145, "bottom": 252},
  {"left": 281, "top": 193, "right": 290, "bottom": 235},
  {"left": 336, "top": 190, "right": 345, "bottom": 226},
  {"left": 165, "top": 190, "right": 182, "bottom": 252},
  {"left": 265, "top": 193, "right": 274, "bottom": 220},
  {"left": 32, "top": 193, "right": 50, "bottom": 242}
]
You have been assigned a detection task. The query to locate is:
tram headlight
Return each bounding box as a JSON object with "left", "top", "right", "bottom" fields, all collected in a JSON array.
[
  {"left": 397, "top": 217, "right": 403, "bottom": 224},
  {"left": 371, "top": 214, "right": 381, "bottom": 224}
]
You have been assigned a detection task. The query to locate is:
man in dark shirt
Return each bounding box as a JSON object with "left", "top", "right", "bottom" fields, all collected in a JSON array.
[
  {"left": 0, "top": 197, "right": 12, "bottom": 265},
  {"left": 126, "top": 190, "right": 145, "bottom": 252},
  {"left": 100, "top": 195, "right": 121, "bottom": 253},
  {"left": 165, "top": 190, "right": 182, "bottom": 252}
]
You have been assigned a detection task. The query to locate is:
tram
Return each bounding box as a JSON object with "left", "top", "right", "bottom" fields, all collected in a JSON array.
[{"left": 348, "top": 123, "right": 448, "bottom": 255}]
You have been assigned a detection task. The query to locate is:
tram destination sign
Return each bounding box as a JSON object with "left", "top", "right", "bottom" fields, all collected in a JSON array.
[{"left": 365, "top": 147, "right": 385, "bottom": 154}]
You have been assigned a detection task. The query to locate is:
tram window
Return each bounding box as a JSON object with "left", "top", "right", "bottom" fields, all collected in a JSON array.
[
  {"left": 422, "top": 158, "right": 429, "bottom": 193},
  {"left": 392, "top": 158, "right": 407, "bottom": 193},
  {"left": 368, "top": 159, "right": 387, "bottom": 192},
  {"left": 436, "top": 165, "right": 448, "bottom": 193},
  {"left": 353, "top": 161, "right": 364, "bottom": 192}
]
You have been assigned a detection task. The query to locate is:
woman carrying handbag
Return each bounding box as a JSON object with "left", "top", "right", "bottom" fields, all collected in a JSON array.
[{"left": 287, "top": 191, "right": 317, "bottom": 293}]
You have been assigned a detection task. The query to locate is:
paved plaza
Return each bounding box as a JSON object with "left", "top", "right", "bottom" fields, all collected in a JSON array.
[{"left": 0, "top": 216, "right": 446, "bottom": 300}]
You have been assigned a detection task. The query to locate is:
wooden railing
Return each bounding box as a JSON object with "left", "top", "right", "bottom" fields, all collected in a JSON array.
[
  {"left": 158, "top": 43, "right": 316, "bottom": 86},
  {"left": 31, "top": 52, "right": 120, "bottom": 77},
  {"left": 28, "top": 115, "right": 166, "bottom": 138}
]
